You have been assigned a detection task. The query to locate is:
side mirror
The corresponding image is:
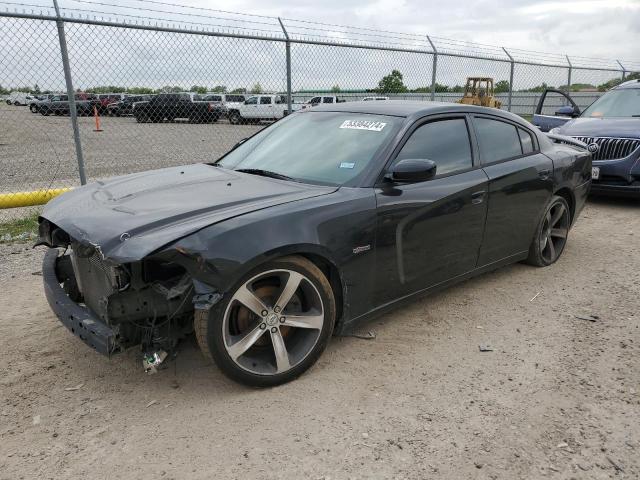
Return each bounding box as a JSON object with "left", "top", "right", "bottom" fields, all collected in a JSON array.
[
  {"left": 555, "top": 105, "right": 580, "bottom": 117},
  {"left": 386, "top": 159, "right": 437, "bottom": 183}
]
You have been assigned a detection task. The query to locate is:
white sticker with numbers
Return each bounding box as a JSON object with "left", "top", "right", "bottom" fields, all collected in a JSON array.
[{"left": 339, "top": 120, "right": 386, "bottom": 132}]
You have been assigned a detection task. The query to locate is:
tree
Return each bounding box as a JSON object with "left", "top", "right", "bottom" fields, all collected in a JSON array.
[
  {"left": 494, "top": 80, "right": 510, "bottom": 93},
  {"left": 250, "top": 83, "right": 263, "bottom": 94},
  {"left": 0, "top": 85, "right": 9, "bottom": 95},
  {"left": 377, "top": 70, "right": 407, "bottom": 93},
  {"left": 230, "top": 87, "right": 247, "bottom": 94},
  {"left": 211, "top": 85, "right": 227, "bottom": 93},
  {"left": 32, "top": 84, "right": 41, "bottom": 94},
  {"left": 189, "top": 85, "right": 208, "bottom": 94},
  {"left": 597, "top": 71, "right": 640, "bottom": 91},
  {"left": 331, "top": 84, "right": 341, "bottom": 93}
]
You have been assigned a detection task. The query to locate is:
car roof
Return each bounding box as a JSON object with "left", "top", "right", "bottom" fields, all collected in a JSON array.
[
  {"left": 310, "top": 100, "right": 524, "bottom": 121},
  {"left": 614, "top": 79, "right": 640, "bottom": 90}
]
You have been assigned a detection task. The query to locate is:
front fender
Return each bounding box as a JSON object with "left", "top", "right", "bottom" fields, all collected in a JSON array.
[{"left": 155, "top": 188, "right": 378, "bottom": 322}]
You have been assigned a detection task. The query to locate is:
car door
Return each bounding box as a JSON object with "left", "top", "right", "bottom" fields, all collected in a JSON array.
[
  {"left": 258, "top": 96, "right": 273, "bottom": 118},
  {"left": 472, "top": 115, "right": 554, "bottom": 266},
  {"left": 532, "top": 89, "right": 581, "bottom": 132},
  {"left": 243, "top": 96, "right": 258, "bottom": 118},
  {"left": 374, "top": 115, "right": 489, "bottom": 304}
]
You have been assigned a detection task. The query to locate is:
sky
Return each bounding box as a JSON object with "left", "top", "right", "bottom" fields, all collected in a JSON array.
[
  {"left": 171, "top": 0, "right": 640, "bottom": 63},
  {"left": 1, "top": 0, "right": 639, "bottom": 92}
]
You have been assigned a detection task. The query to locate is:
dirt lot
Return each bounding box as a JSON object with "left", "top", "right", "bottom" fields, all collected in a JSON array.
[{"left": 0, "top": 196, "right": 638, "bottom": 480}]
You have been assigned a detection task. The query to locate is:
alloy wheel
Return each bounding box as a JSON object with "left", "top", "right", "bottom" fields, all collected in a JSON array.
[
  {"left": 539, "top": 201, "right": 569, "bottom": 264},
  {"left": 222, "top": 269, "right": 325, "bottom": 376}
]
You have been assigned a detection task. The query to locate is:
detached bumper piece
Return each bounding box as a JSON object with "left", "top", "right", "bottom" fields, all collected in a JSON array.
[{"left": 42, "top": 248, "right": 117, "bottom": 356}]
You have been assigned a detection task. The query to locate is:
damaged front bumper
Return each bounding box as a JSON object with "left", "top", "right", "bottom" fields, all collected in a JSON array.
[{"left": 43, "top": 248, "right": 118, "bottom": 356}]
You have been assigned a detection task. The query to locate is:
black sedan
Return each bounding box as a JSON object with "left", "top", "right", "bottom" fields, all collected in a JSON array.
[{"left": 37, "top": 101, "right": 591, "bottom": 386}]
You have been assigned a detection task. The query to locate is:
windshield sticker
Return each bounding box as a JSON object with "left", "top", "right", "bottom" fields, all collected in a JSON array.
[
  {"left": 339, "top": 162, "right": 355, "bottom": 169},
  {"left": 339, "top": 120, "right": 386, "bottom": 132}
]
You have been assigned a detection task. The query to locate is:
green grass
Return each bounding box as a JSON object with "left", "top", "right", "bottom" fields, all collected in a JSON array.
[{"left": 0, "top": 212, "right": 39, "bottom": 243}]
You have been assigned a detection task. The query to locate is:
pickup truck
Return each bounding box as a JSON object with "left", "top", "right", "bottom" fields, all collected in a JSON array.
[
  {"left": 299, "top": 95, "right": 345, "bottom": 110},
  {"left": 227, "top": 94, "right": 297, "bottom": 124},
  {"left": 38, "top": 94, "right": 97, "bottom": 116},
  {"left": 134, "top": 93, "right": 223, "bottom": 123}
]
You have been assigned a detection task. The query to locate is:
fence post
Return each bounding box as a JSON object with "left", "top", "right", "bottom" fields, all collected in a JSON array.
[
  {"left": 426, "top": 36, "right": 437, "bottom": 101},
  {"left": 278, "top": 18, "right": 292, "bottom": 115},
  {"left": 53, "top": 0, "right": 87, "bottom": 185},
  {"left": 616, "top": 60, "right": 626, "bottom": 80},
  {"left": 565, "top": 55, "right": 572, "bottom": 93},
  {"left": 502, "top": 47, "right": 514, "bottom": 112}
]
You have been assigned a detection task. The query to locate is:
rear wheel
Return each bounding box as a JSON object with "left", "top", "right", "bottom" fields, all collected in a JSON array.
[
  {"left": 526, "top": 195, "right": 570, "bottom": 267},
  {"left": 228, "top": 110, "right": 242, "bottom": 125},
  {"left": 194, "top": 256, "right": 336, "bottom": 387},
  {"left": 30, "top": 104, "right": 37, "bottom": 113}
]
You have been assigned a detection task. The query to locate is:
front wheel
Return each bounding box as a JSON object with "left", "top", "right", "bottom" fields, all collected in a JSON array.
[
  {"left": 194, "top": 256, "right": 336, "bottom": 387},
  {"left": 525, "top": 195, "right": 571, "bottom": 267},
  {"left": 30, "top": 104, "right": 38, "bottom": 113},
  {"left": 228, "top": 110, "right": 242, "bottom": 125}
]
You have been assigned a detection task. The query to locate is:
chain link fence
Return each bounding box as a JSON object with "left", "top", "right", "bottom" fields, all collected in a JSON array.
[{"left": 1, "top": 0, "right": 638, "bottom": 226}]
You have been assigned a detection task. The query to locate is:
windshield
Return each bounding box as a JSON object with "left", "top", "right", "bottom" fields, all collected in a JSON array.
[
  {"left": 217, "top": 112, "right": 402, "bottom": 185},
  {"left": 582, "top": 88, "right": 640, "bottom": 118}
]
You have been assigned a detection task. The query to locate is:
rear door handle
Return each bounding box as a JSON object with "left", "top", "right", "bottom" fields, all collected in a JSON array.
[
  {"left": 539, "top": 169, "right": 551, "bottom": 180},
  {"left": 471, "top": 190, "right": 486, "bottom": 205}
]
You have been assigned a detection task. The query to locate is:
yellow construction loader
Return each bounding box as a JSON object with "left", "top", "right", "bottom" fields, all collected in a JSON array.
[{"left": 457, "top": 77, "right": 502, "bottom": 109}]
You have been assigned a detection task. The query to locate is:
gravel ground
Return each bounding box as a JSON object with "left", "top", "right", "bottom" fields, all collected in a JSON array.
[
  {"left": 0, "top": 104, "right": 262, "bottom": 222},
  {"left": 0, "top": 104, "right": 262, "bottom": 191},
  {"left": 0, "top": 196, "right": 638, "bottom": 479}
]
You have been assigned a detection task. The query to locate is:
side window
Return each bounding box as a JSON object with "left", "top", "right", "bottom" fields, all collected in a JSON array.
[
  {"left": 245, "top": 96, "right": 258, "bottom": 105},
  {"left": 518, "top": 128, "right": 534, "bottom": 154},
  {"left": 395, "top": 118, "right": 473, "bottom": 176},
  {"left": 474, "top": 117, "right": 522, "bottom": 163},
  {"left": 323, "top": 97, "right": 334, "bottom": 103},
  {"left": 310, "top": 97, "right": 321, "bottom": 104},
  {"left": 260, "top": 97, "right": 272, "bottom": 105}
]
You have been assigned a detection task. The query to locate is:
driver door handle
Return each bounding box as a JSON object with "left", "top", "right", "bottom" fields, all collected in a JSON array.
[{"left": 471, "top": 190, "right": 486, "bottom": 205}]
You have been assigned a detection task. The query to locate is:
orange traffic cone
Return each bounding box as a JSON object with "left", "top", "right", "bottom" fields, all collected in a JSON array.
[{"left": 93, "top": 106, "right": 103, "bottom": 132}]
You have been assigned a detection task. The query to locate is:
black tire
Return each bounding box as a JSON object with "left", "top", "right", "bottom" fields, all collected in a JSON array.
[
  {"left": 30, "top": 104, "right": 38, "bottom": 113},
  {"left": 135, "top": 113, "right": 148, "bottom": 123},
  {"left": 5, "top": 100, "right": 11, "bottom": 105},
  {"left": 228, "top": 110, "right": 242, "bottom": 125},
  {"left": 13, "top": 101, "right": 20, "bottom": 106},
  {"left": 194, "top": 255, "right": 336, "bottom": 387},
  {"left": 525, "top": 195, "right": 571, "bottom": 267}
]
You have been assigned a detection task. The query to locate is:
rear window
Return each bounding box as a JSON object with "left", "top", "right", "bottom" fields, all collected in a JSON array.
[{"left": 475, "top": 117, "right": 523, "bottom": 163}]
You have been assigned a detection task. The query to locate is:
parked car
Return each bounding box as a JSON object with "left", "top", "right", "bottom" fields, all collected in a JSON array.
[
  {"left": 38, "top": 101, "right": 590, "bottom": 386},
  {"left": 362, "top": 96, "right": 389, "bottom": 101},
  {"left": 227, "top": 94, "right": 297, "bottom": 124},
  {"left": 532, "top": 80, "right": 640, "bottom": 197},
  {"left": 96, "top": 93, "right": 126, "bottom": 113},
  {"left": 5, "top": 92, "right": 35, "bottom": 106},
  {"left": 29, "top": 94, "right": 56, "bottom": 113},
  {"left": 106, "top": 95, "right": 151, "bottom": 116},
  {"left": 38, "top": 94, "right": 97, "bottom": 116},
  {"left": 134, "top": 93, "right": 222, "bottom": 123},
  {"left": 300, "top": 95, "right": 345, "bottom": 110}
]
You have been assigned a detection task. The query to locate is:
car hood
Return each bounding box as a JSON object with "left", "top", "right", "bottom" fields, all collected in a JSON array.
[
  {"left": 557, "top": 117, "right": 640, "bottom": 139},
  {"left": 41, "top": 164, "right": 337, "bottom": 263}
]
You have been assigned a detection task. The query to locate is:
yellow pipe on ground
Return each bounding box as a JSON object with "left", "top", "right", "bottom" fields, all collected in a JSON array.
[{"left": 0, "top": 188, "right": 73, "bottom": 209}]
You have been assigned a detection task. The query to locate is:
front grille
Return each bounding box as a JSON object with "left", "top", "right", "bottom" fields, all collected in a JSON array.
[{"left": 572, "top": 136, "right": 640, "bottom": 161}]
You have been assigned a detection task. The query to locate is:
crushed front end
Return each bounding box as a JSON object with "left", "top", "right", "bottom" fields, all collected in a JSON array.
[{"left": 39, "top": 219, "right": 195, "bottom": 358}]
